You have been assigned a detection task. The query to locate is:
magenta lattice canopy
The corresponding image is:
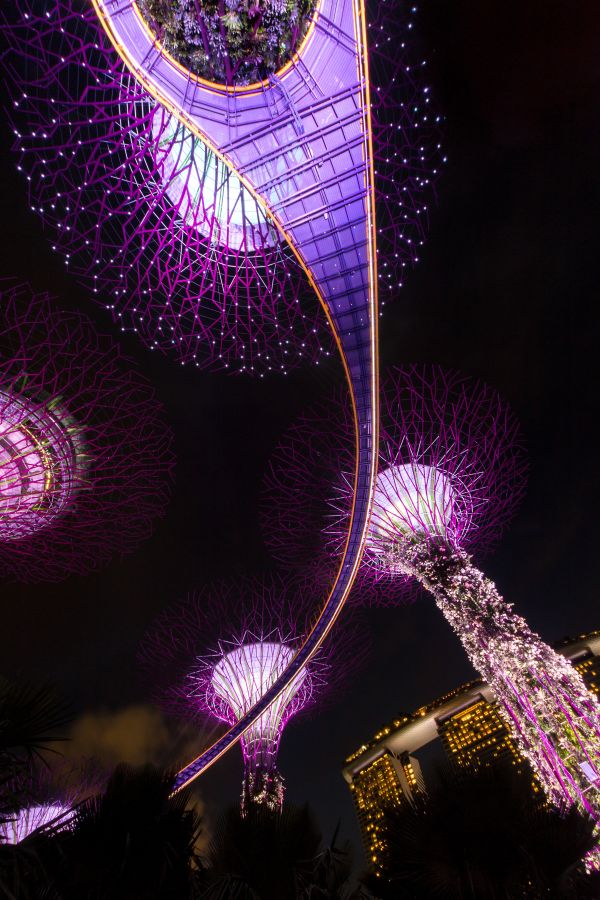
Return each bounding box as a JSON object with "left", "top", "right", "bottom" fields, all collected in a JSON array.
[
  {"left": 263, "top": 365, "right": 600, "bottom": 822},
  {"left": 0, "top": 281, "right": 174, "bottom": 582},
  {"left": 139, "top": 574, "right": 368, "bottom": 811},
  {"left": 1, "top": 1, "right": 441, "bottom": 374},
  {"left": 262, "top": 365, "right": 526, "bottom": 599}
]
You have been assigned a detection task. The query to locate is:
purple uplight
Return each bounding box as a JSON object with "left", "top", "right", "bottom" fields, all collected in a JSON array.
[
  {"left": 264, "top": 365, "right": 600, "bottom": 821},
  {"left": 1, "top": 1, "right": 442, "bottom": 374},
  {"left": 0, "top": 803, "right": 72, "bottom": 844},
  {"left": 368, "top": 461, "right": 464, "bottom": 555},
  {"left": 0, "top": 391, "right": 82, "bottom": 542},
  {"left": 0, "top": 281, "right": 174, "bottom": 582},
  {"left": 139, "top": 575, "right": 368, "bottom": 812},
  {"left": 262, "top": 366, "right": 525, "bottom": 596},
  {"left": 207, "top": 640, "right": 310, "bottom": 752},
  {"left": 199, "top": 635, "right": 313, "bottom": 812}
]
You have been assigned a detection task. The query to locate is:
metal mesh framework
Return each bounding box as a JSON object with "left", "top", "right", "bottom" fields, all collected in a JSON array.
[
  {"left": 262, "top": 366, "right": 526, "bottom": 602},
  {"left": 0, "top": 0, "right": 444, "bottom": 783},
  {"left": 1, "top": 1, "right": 440, "bottom": 375},
  {"left": 0, "top": 281, "right": 174, "bottom": 582},
  {"left": 73, "top": 0, "right": 382, "bottom": 791},
  {"left": 261, "top": 383, "right": 395, "bottom": 604},
  {"left": 264, "top": 364, "right": 600, "bottom": 821},
  {"left": 139, "top": 575, "right": 367, "bottom": 811},
  {"left": 0, "top": 803, "right": 72, "bottom": 844}
]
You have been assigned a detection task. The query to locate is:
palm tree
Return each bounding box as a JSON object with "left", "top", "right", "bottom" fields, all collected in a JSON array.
[
  {"left": 197, "top": 805, "right": 370, "bottom": 900},
  {"left": 0, "top": 678, "right": 70, "bottom": 815},
  {"left": 0, "top": 677, "right": 70, "bottom": 900},
  {"left": 40, "top": 764, "right": 203, "bottom": 899},
  {"left": 362, "top": 764, "right": 600, "bottom": 899}
]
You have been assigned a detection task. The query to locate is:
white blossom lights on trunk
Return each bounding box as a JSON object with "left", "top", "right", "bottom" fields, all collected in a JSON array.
[
  {"left": 264, "top": 365, "right": 600, "bottom": 825},
  {"left": 386, "top": 534, "right": 600, "bottom": 818}
]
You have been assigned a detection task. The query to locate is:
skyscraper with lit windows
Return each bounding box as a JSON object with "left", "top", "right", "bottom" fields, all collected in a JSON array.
[
  {"left": 347, "top": 749, "right": 424, "bottom": 872},
  {"left": 343, "top": 628, "right": 600, "bottom": 872},
  {"left": 437, "top": 697, "right": 524, "bottom": 773}
]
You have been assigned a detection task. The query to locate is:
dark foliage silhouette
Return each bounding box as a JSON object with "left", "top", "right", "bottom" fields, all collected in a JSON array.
[
  {"left": 38, "top": 764, "right": 202, "bottom": 900},
  {"left": 362, "top": 765, "right": 600, "bottom": 899},
  {"left": 0, "top": 678, "right": 70, "bottom": 899},
  {"left": 197, "top": 805, "right": 370, "bottom": 899}
]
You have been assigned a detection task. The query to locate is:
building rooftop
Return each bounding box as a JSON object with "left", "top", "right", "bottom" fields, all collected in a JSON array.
[{"left": 343, "top": 629, "right": 600, "bottom": 782}]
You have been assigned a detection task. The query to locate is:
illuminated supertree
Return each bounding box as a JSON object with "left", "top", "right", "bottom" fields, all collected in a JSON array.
[
  {"left": 139, "top": 576, "right": 367, "bottom": 813},
  {"left": 2, "top": 0, "right": 441, "bottom": 789},
  {"left": 0, "top": 803, "right": 72, "bottom": 844},
  {"left": 0, "top": 758, "right": 98, "bottom": 844},
  {"left": 263, "top": 365, "right": 600, "bottom": 820},
  {"left": 0, "top": 281, "right": 174, "bottom": 582},
  {"left": 0, "top": 1, "right": 441, "bottom": 375}
]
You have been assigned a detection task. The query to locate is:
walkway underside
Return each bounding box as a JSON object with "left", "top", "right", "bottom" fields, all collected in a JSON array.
[{"left": 94, "top": 0, "right": 379, "bottom": 790}]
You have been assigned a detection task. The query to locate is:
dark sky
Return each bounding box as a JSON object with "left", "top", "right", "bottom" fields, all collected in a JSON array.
[{"left": 1, "top": 0, "right": 600, "bottom": 862}]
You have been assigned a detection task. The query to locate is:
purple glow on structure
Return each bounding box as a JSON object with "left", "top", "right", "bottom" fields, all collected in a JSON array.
[
  {"left": 2, "top": 0, "right": 439, "bottom": 795},
  {"left": 0, "top": 1, "right": 441, "bottom": 374},
  {"left": 0, "top": 391, "right": 82, "bottom": 542},
  {"left": 262, "top": 367, "right": 524, "bottom": 597},
  {"left": 148, "top": 107, "right": 276, "bottom": 251},
  {"left": 264, "top": 365, "right": 600, "bottom": 821},
  {"left": 208, "top": 641, "right": 310, "bottom": 750},
  {"left": 0, "top": 803, "right": 72, "bottom": 844},
  {"left": 139, "top": 575, "right": 367, "bottom": 811},
  {"left": 0, "top": 281, "right": 174, "bottom": 582},
  {"left": 0, "top": 3, "right": 328, "bottom": 375},
  {"left": 368, "top": 462, "right": 464, "bottom": 553},
  {"left": 199, "top": 636, "right": 312, "bottom": 812}
]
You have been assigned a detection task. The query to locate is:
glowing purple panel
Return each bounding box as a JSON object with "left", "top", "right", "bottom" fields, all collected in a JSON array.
[
  {"left": 0, "top": 804, "right": 72, "bottom": 844},
  {"left": 0, "top": 281, "right": 174, "bottom": 582},
  {"left": 139, "top": 575, "right": 368, "bottom": 809}
]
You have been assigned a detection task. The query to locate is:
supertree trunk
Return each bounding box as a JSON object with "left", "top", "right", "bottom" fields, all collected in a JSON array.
[
  {"left": 241, "top": 740, "right": 285, "bottom": 816},
  {"left": 388, "top": 537, "right": 600, "bottom": 819}
]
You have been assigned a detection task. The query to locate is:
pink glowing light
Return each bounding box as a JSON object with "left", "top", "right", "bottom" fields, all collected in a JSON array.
[
  {"left": 0, "top": 281, "right": 174, "bottom": 582},
  {"left": 367, "top": 461, "right": 465, "bottom": 559},
  {"left": 139, "top": 575, "right": 368, "bottom": 809},
  {"left": 0, "top": 804, "right": 72, "bottom": 844},
  {"left": 0, "top": 390, "right": 82, "bottom": 542},
  {"left": 206, "top": 640, "right": 309, "bottom": 758}
]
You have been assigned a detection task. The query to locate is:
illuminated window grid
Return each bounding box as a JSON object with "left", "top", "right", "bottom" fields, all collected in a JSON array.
[
  {"left": 350, "top": 754, "right": 416, "bottom": 875},
  {"left": 438, "top": 698, "right": 524, "bottom": 773},
  {"left": 575, "top": 656, "right": 600, "bottom": 698}
]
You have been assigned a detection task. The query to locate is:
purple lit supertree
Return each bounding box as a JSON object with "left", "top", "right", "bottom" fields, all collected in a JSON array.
[
  {"left": 0, "top": 1, "right": 441, "bottom": 374},
  {"left": 263, "top": 365, "right": 600, "bottom": 821},
  {"left": 0, "top": 759, "right": 98, "bottom": 845},
  {"left": 139, "top": 575, "right": 368, "bottom": 813},
  {"left": 0, "top": 803, "right": 73, "bottom": 844},
  {"left": 0, "top": 280, "right": 174, "bottom": 582}
]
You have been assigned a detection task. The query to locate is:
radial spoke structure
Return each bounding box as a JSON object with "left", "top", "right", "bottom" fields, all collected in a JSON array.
[
  {"left": 263, "top": 364, "right": 600, "bottom": 820},
  {"left": 0, "top": 281, "right": 174, "bottom": 581},
  {"left": 139, "top": 576, "right": 368, "bottom": 811}
]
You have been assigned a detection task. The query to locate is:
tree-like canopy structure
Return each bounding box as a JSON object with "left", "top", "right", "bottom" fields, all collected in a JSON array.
[
  {"left": 0, "top": 1, "right": 441, "bottom": 374},
  {"left": 263, "top": 365, "right": 600, "bottom": 821},
  {"left": 0, "top": 281, "right": 174, "bottom": 582},
  {"left": 139, "top": 575, "right": 368, "bottom": 812},
  {"left": 0, "top": 803, "right": 72, "bottom": 845}
]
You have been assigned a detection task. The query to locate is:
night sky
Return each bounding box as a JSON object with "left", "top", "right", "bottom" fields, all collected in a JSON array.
[{"left": 1, "top": 0, "right": 600, "bottom": 862}]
